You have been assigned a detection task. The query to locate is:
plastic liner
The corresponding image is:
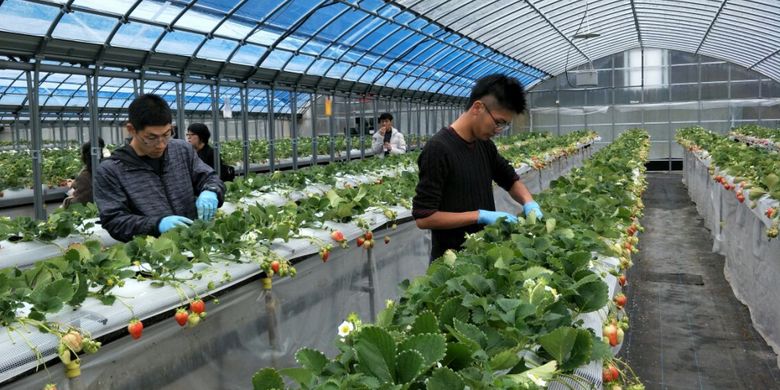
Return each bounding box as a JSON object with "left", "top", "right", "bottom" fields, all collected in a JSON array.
[{"left": 682, "top": 148, "right": 780, "bottom": 368}]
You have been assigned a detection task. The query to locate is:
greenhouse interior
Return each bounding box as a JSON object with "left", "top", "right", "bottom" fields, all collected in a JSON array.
[{"left": 0, "top": 0, "right": 779, "bottom": 389}]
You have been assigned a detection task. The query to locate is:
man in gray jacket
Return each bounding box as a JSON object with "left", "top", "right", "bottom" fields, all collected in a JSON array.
[{"left": 94, "top": 94, "right": 225, "bottom": 242}]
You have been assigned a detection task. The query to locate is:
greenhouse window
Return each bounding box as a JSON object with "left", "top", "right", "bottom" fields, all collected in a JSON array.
[
  {"left": 230, "top": 44, "right": 267, "bottom": 66},
  {"left": 156, "top": 30, "right": 205, "bottom": 57},
  {"left": 130, "top": 0, "right": 182, "bottom": 25},
  {"left": 0, "top": 0, "right": 58, "bottom": 36},
  {"left": 197, "top": 38, "right": 239, "bottom": 62},
  {"left": 52, "top": 11, "right": 117, "bottom": 44},
  {"left": 111, "top": 22, "right": 164, "bottom": 51}
]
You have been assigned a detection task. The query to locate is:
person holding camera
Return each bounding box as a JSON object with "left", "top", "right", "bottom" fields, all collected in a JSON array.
[
  {"left": 186, "top": 123, "right": 236, "bottom": 182},
  {"left": 371, "top": 113, "right": 407, "bottom": 158}
]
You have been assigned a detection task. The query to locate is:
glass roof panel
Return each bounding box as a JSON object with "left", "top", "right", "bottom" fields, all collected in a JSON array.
[
  {"left": 73, "top": 0, "right": 133, "bottom": 15},
  {"left": 52, "top": 11, "right": 118, "bottom": 44},
  {"left": 0, "top": 0, "right": 59, "bottom": 36},
  {"left": 231, "top": 44, "right": 268, "bottom": 66},
  {"left": 130, "top": 0, "right": 183, "bottom": 25},
  {"left": 175, "top": 7, "right": 224, "bottom": 34},
  {"left": 156, "top": 30, "right": 204, "bottom": 56},
  {"left": 111, "top": 22, "right": 165, "bottom": 51},
  {"left": 197, "top": 37, "right": 239, "bottom": 61}
]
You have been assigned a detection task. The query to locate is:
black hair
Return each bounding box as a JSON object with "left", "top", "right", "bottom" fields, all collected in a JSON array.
[
  {"left": 187, "top": 122, "right": 211, "bottom": 145},
  {"left": 466, "top": 74, "right": 527, "bottom": 114},
  {"left": 128, "top": 94, "right": 172, "bottom": 132},
  {"left": 378, "top": 113, "right": 393, "bottom": 122},
  {"left": 81, "top": 137, "right": 105, "bottom": 174}
]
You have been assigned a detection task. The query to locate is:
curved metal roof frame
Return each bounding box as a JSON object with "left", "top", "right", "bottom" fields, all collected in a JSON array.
[
  {"left": 0, "top": 0, "right": 547, "bottom": 110},
  {"left": 393, "top": 0, "right": 780, "bottom": 83}
]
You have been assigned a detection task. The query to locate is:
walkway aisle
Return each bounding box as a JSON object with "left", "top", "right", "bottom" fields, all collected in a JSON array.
[{"left": 620, "top": 172, "right": 780, "bottom": 390}]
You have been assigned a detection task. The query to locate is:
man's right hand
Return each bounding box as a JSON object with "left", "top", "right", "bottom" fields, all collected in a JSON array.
[{"left": 159, "top": 215, "right": 193, "bottom": 233}]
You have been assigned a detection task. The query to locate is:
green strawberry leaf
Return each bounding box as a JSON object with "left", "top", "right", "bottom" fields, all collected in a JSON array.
[
  {"left": 251, "top": 368, "right": 285, "bottom": 390},
  {"left": 354, "top": 326, "right": 396, "bottom": 383},
  {"left": 426, "top": 367, "right": 465, "bottom": 390},
  {"left": 399, "top": 333, "right": 447, "bottom": 367},
  {"left": 395, "top": 349, "right": 424, "bottom": 384},
  {"left": 295, "top": 347, "right": 328, "bottom": 374}
]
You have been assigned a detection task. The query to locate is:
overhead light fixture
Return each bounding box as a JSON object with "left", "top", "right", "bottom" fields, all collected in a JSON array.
[{"left": 573, "top": 32, "right": 601, "bottom": 39}]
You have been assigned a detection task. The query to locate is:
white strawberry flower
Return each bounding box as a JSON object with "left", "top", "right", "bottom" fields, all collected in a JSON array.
[
  {"left": 527, "top": 373, "right": 547, "bottom": 386},
  {"left": 338, "top": 321, "right": 354, "bottom": 337}
]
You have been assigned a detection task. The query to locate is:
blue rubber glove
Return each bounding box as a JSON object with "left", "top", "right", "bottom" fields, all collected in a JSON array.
[
  {"left": 477, "top": 209, "right": 518, "bottom": 225},
  {"left": 523, "top": 201, "right": 544, "bottom": 219},
  {"left": 196, "top": 190, "right": 219, "bottom": 221},
  {"left": 158, "top": 215, "right": 193, "bottom": 233}
]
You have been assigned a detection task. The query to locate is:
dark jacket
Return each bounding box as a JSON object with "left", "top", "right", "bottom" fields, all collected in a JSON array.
[
  {"left": 62, "top": 169, "right": 93, "bottom": 208},
  {"left": 94, "top": 139, "right": 225, "bottom": 242},
  {"left": 197, "top": 144, "right": 235, "bottom": 182}
]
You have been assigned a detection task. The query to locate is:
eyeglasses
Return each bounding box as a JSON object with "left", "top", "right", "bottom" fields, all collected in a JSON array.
[
  {"left": 482, "top": 103, "right": 511, "bottom": 132},
  {"left": 138, "top": 132, "right": 173, "bottom": 146}
]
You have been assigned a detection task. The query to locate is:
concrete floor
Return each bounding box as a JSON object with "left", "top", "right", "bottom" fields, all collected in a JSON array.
[{"left": 620, "top": 172, "right": 780, "bottom": 389}]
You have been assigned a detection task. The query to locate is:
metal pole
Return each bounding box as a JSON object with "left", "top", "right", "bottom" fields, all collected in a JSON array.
[
  {"left": 77, "top": 115, "right": 83, "bottom": 145},
  {"left": 406, "top": 99, "right": 412, "bottom": 149},
  {"left": 268, "top": 88, "right": 276, "bottom": 171},
  {"left": 175, "top": 80, "right": 185, "bottom": 139},
  {"left": 291, "top": 89, "right": 298, "bottom": 170},
  {"left": 12, "top": 113, "right": 19, "bottom": 149},
  {"left": 346, "top": 94, "right": 352, "bottom": 161},
  {"left": 360, "top": 95, "right": 366, "bottom": 159},
  {"left": 416, "top": 101, "right": 421, "bottom": 150},
  {"left": 210, "top": 84, "right": 221, "bottom": 176},
  {"left": 25, "top": 65, "right": 45, "bottom": 220},
  {"left": 372, "top": 96, "right": 379, "bottom": 157},
  {"left": 86, "top": 73, "right": 101, "bottom": 207},
  {"left": 311, "top": 92, "right": 318, "bottom": 164},
  {"left": 328, "top": 93, "right": 335, "bottom": 162},
  {"left": 241, "top": 85, "right": 250, "bottom": 176}
]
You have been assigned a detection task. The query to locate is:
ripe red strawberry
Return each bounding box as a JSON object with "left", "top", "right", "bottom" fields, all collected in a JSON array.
[
  {"left": 356, "top": 237, "right": 365, "bottom": 247},
  {"left": 320, "top": 249, "right": 330, "bottom": 262},
  {"left": 614, "top": 293, "right": 627, "bottom": 308},
  {"left": 602, "top": 364, "right": 619, "bottom": 382},
  {"left": 364, "top": 231, "right": 373, "bottom": 240},
  {"left": 174, "top": 309, "right": 189, "bottom": 327},
  {"left": 330, "top": 230, "right": 345, "bottom": 242},
  {"left": 384, "top": 236, "right": 390, "bottom": 244},
  {"left": 618, "top": 274, "right": 627, "bottom": 287},
  {"left": 190, "top": 299, "right": 206, "bottom": 314},
  {"left": 624, "top": 242, "right": 632, "bottom": 251},
  {"left": 767, "top": 207, "right": 777, "bottom": 218},
  {"left": 270, "top": 260, "right": 280, "bottom": 274},
  {"left": 127, "top": 319, "right": 143, "bottom": 340},
  {"left": 736, "top": 192, "right": 745, "bottom": 203}
]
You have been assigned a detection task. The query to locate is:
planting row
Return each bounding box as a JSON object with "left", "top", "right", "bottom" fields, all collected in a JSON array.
[
  {"left": 728, "top": 124, "right": 780, "bottom": 152},
  {"left": 676, "top": 126, "right": 779, "bottom": 237},
  {"left": 251, "top": 129, "right": 649, "bottom": 390},
  {"left": 0, "top": 131, "right": 599, "bottom": 385}
]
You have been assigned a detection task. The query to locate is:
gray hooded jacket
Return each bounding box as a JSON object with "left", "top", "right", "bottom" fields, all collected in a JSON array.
[{"left": 94, "top": 139, "right": 225, "bottom": 242}]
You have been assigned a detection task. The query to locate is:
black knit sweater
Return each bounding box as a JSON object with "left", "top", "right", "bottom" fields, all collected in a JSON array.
[{"left": 412, "top": 127, "right": 519, "bottom": 260}]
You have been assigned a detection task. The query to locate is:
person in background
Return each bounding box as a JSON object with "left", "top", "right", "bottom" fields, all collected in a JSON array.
[
  {"left": 186, "top": 123, "right": 236, "bottom": 182},
  {"left": 412, "top": 74, "right": 543, "bottom": 261},
  {"left": 371, "top": 113, "right": 407, "bottom": 157},
  {"left": 62, "top": 137, "right": 105, "bottom": 208},
  {"left": 94, "top": 94, "right": 225, "bottom": 242}
]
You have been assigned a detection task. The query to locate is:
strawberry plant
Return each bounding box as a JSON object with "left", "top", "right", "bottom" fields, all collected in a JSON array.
[{"left": 250, "top": 130, "right": 649, "bottom": 389}]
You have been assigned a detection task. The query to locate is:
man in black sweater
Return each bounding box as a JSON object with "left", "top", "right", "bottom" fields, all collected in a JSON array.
[{"left": 412, "top": 74, "right": 543, "bottom": 261}]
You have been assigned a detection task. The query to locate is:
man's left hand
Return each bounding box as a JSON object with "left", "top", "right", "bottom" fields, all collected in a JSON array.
[
  {"left": 523, "top": 201, "right": 543, "bottom": 219},
  {"left": 196, "top": 190, "right": 218, "bottom": 221}
]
